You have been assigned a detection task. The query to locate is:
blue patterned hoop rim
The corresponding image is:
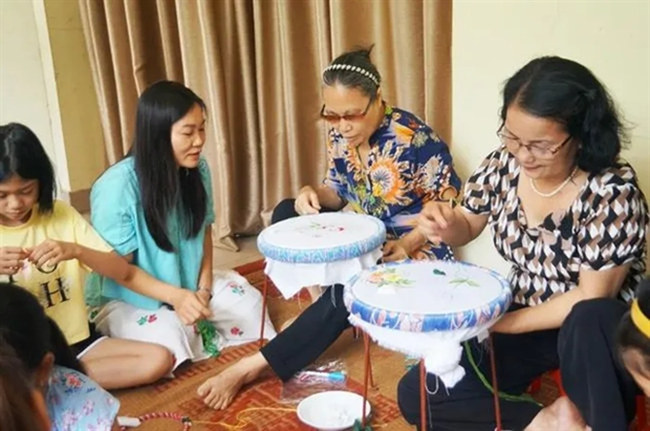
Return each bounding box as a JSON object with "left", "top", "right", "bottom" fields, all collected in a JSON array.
[
  {"left": 257, "top": 213, "right": 386, "bottom": 264},
  {"left": 343, "top": 260, "right": 512, "bottom": 333}
]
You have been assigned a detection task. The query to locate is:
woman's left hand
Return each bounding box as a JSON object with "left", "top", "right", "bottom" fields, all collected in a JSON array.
[
  {"left": 383, "top": 240, "right": 410, "bottom": 262},
  {"left": 196, "top": 288, "right": 212, "bottom": 306},
  {"left": 29, "top": 240, "right": 79, "bottom": 268}
]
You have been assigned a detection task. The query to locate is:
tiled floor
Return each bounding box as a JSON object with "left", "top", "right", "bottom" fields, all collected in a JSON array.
[{"left": 213, "top": 235, "right": 262, "bottom": 270}]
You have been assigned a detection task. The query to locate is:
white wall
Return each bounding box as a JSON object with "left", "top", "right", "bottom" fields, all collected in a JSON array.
[
  {"left": 0, "top": 0, "right": 105, "bottom": 194},
  {"left": 452, "top": 0, "right": 650, "bottom": 274},
  {"left": 0, "top": 0, "right": 57, "bottom": 163}
]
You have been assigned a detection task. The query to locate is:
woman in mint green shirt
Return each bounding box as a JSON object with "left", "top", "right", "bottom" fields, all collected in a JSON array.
[{"left": 88, "top": 81, "right": 276, "bottom": 369}]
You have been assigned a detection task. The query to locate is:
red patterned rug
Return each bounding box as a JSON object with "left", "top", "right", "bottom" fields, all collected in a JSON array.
[
  {"left": 113, "top": 260, "right": 408, "bottom": 430},
  {"left": 113, "top": 259, "right": 584, "bottom": 430}
]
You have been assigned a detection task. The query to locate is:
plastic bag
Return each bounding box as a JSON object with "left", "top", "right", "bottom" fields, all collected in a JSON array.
[{"left": 279, "top": 359, "right": 348, "bottom": 404}]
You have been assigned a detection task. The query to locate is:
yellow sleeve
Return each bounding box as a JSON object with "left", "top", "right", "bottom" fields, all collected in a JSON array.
[{"left": 57, "top": 202, "right": 113, "bottom": 255}]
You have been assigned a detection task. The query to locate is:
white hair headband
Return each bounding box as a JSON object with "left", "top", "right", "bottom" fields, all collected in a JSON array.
[{"left": 323, "top": 64, "right": 380, "bottom": 86}]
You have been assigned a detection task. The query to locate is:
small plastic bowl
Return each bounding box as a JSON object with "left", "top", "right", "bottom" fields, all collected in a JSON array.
[{"left": 296, "top": 390, "right": 372, "bottom": 431}]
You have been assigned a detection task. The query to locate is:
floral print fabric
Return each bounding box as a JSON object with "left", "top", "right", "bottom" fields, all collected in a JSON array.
[{"left": 324, "top": 104, "right": 461, "bottom": 260}]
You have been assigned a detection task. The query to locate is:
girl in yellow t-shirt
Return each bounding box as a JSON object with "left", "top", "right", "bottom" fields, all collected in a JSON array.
[{"left": 0, "top": 122, "right": 174, "bottom": 389}]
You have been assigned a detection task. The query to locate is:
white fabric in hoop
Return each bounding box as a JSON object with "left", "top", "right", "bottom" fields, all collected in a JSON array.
[
  {"left": 264, "top": 249, "right": 382, "bottom": 299},
  {"left": 343, "top": 260, "right": 511, "bottom": 388},
  {"left": 348, "top": 314, "right": 492, "bottom": 388},
  {"left": 257, "top": 213, "right": 386, "bottom": 299}
]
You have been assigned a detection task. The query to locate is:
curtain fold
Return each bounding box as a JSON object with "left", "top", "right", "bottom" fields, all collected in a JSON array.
[{"left": 79, "top": 0, "right": 452, "bottom": 251}]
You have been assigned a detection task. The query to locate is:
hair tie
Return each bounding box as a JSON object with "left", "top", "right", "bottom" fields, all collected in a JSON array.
[
  {"left": 631, "top": 299, "right": 650, "bottom": 338},
  {"left": 322, "top": 63, "right": 379, "bottom": 86}
]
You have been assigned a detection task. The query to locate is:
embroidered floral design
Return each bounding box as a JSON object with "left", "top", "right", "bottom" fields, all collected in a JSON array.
[
  {"left": 294, "top": 221, "right": 346, "bottom": 238},
  {"left": 449, "top": 277, "right": 480, "bottom": 287},
  {"left": 230, "top": 327, "right": 244, "bottom": 336},
  {"left": 228, "top": 281, "right": 245, "bottom": 296},
  {"left": 136, "top": 314, "right": 158, "bottom": 326},
  {"left": 366, "top": 268, "right": 414, "bottom": 288}
]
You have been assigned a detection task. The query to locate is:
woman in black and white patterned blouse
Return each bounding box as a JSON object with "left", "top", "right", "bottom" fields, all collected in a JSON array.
[{"left": 404, "top": 56, "right": 648, "bottom": 431}]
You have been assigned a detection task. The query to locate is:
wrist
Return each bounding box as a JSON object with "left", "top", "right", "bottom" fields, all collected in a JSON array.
[
  {"left": 71, "top": 243, "right": 82, "bottom": 260},
  {"left": 198, "top": 287, "right": 213, "bottom": 300},
  {"left": 167, "top": 287, "right": 184, "bottom": 305}
]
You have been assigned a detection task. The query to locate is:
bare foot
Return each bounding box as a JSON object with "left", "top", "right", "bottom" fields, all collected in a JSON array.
[
  {"left": 525, "top": 396, "right": 587, "bottom": 431},
  {"left": 197, "top": 352, "right": 268, "bottom": 410}
]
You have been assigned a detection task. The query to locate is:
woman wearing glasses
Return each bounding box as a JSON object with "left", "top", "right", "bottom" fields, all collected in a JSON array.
[
  {"left": 410, "top": 56, "right": 648, "bottom": 430},
  {"left": 197, "top": 46, "right": 461, "bottom": 410}
]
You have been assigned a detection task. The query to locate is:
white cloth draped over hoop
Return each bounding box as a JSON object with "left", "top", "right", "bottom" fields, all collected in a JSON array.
[
  {"left": 257, "top": 213, "right": 386, "bottom": 299},
  {"left": 344, "top": 260, "right": 512, "bottom": 388}
]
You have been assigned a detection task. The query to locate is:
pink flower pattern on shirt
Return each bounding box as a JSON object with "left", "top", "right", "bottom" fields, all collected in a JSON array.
[{"left": 46, "top": 366, "right": 119, "bottom": 431}]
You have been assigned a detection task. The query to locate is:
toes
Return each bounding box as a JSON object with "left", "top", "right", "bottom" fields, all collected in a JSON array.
[
  {"left": 204, "top": 392, "right": 220, "bottom": 409},
  {"left": 197, "top": 378, "right": 214, "bottom": 396}
]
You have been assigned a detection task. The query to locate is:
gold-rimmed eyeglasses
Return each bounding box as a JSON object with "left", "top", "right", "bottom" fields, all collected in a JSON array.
[{"left": 497, "top": 127, "right": 572, "bottom": 159}]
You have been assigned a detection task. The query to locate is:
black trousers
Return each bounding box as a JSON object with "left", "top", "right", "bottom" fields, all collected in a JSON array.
[
  {"left": 261, "top": 199, "right": 351, "bottom": 381},
  {"left": 397, "top": 298, "right": 637, "bottom": 431}
]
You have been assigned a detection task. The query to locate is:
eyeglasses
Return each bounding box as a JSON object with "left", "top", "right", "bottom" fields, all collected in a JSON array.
[
  {"left": 320, "top": 98, "right": 373, "bottom": 124},
  {"left": 497, "top": 127, "right": 572, "bottom": 159}
]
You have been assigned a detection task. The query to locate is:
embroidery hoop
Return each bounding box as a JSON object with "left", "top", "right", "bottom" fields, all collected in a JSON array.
[{"left": 257, "top": 212, "right": 386, "bottom": 299}]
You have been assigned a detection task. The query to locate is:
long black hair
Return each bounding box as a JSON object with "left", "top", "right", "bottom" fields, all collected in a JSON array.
[
  {"left": 0, "top": 123, "right": 56, "bottom": 214},
  {"left": 618, "top": 278, "right": 650, "bottom": 371},
  {"left": 0, "top": 282, "right": 83, "bottom": 374},
  {"left": 130, "top": 81, "right": 208, "bottom": 252},
  {"left": 322, "top": 46, "right": 382, "bottom": 100},
  {"left": 501, "top": 56, "right": 627, "bottom": 173},
  {"left": 0, "top": 338, "right": 44, "bottom": 431}
]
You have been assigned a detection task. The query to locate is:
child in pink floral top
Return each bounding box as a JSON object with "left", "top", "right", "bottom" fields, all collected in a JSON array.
[{"left": 0, "top": 283, "right": 118, "bottom": 431}]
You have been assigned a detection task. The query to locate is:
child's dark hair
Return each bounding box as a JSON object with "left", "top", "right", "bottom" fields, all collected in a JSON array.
[
  {"left": 617, "top": 278, "right": 650, "bottom": 371},
  {"left": 501, "top": 56, "right": 627, "bottom": 174},
  {"left": 0, "top": 123, "right": 56, "bottom": 214},
  {"left": 322, "top": 46, "right": 381, "bottom": 100},
  {"left": 129, "top": 81, "right": 208, "bottom": 252},
  {"left": 0, "top": 337, "right": 44, "bottom": 431},
  {"left": 0, "top": 282, "right": 83, "bottom": 373}
]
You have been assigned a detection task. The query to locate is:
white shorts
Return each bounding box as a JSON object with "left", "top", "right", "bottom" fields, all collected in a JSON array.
[{"left": 92, "top": 270, "right": 277, "bottom": 369}]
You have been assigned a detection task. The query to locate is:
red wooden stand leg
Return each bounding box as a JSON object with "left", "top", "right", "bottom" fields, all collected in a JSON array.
[
  {"left": 420, "top": 360, "right": 427, "bottom": 431},
  {"left": 362, "top": 332, "right": 371, "bottom": 427},
  {"left": 259, "top": 275, "right": 268, "bottom": 348},
  {"left": 488, "top": 335, "right": 503, "bottom": 431}
]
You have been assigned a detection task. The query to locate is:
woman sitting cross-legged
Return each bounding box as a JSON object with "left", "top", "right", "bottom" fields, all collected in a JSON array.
[
  {"left": 196, "top": 46, "right": 461, "bottom": 410},
  {"left": 87, "top": 81, "right": 276, "bottom": 373}
]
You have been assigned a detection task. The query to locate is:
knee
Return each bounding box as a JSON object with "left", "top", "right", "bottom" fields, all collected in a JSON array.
[
  {"left": 271, "top": 199, "right": 297, "bottom": 224},
  {"left": 143, "top": 344, "right": 175, "bottom": 382},
  {"left": 564, "top": 298, "right": 626, "bottom": 329},
  {"left": 560, "top": 298, "right": 626, "bottom": 345}
]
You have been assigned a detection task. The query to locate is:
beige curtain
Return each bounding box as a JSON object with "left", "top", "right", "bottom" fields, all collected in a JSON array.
[{"left": 79, "top": 0, "right": 452, "bottom": 251}]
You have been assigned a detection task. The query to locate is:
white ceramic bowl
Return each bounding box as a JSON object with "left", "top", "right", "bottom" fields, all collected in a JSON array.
[{"left": 297, "top": 390, "right": 372, "bottom": 431}]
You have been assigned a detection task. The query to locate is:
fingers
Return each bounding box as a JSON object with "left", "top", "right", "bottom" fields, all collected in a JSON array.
[
  {"left": 29, "top": 241, "right": 55, "bottom": 266},
  {"left": 34, "top": 249, "right": 59, "bottom": 269},
  {"left": 382, "top": 241, "right": 395, "bottom": 256},
  {"left": 179, "top": 296, "right": 211, "bottom": 325},
  {"left": 295, "top": 188, "right": 320, "bottom": 215},
  {"left": 418, "top": 203, "right": 455, "bottom": 241},
  {"left": 307, "top": 191, "right": 321, "bottom": 211}
]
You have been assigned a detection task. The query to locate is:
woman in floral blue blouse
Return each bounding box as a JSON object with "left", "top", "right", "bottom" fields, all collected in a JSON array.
[{"left": 197, "top": 46, "right": 460, "bottom": 410}]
